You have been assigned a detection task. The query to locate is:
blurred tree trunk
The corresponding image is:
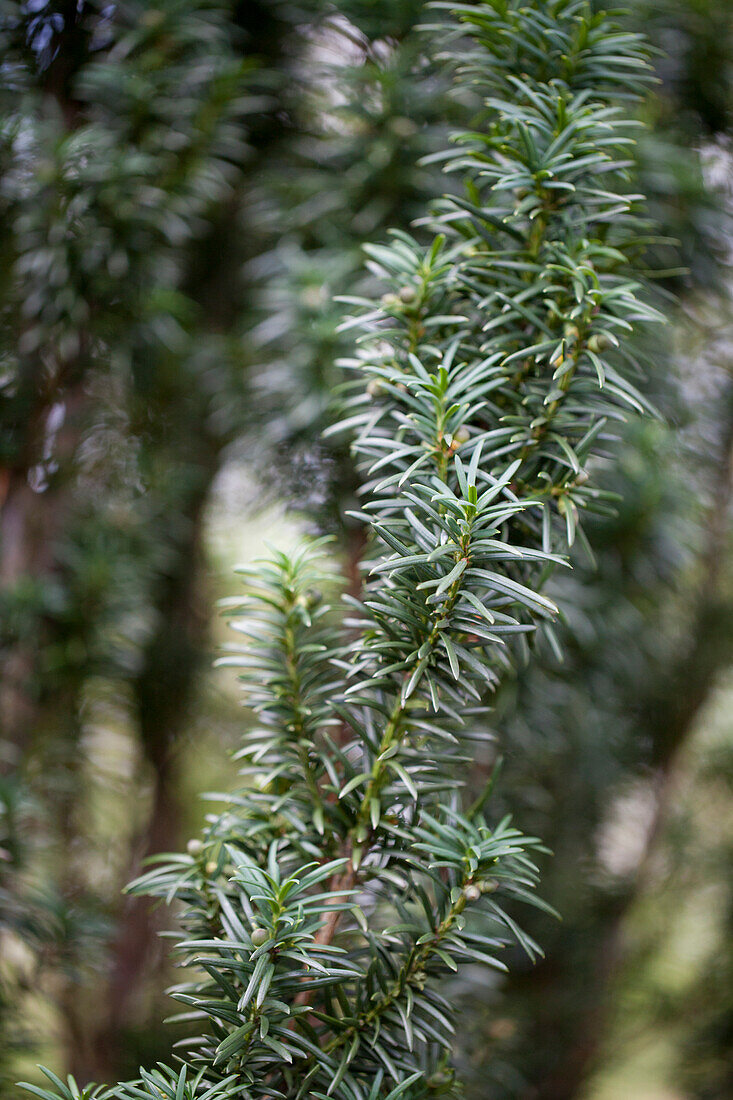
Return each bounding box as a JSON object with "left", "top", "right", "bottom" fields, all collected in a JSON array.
[
  {"left": 0, "top": 472, "right": 46, "bottom": 760},
  {"left": 80, "top": 472, "right": 215, "bottom": 1081},
  {"left": 0, "top": 378, "right": 87, "bottom": 762}
]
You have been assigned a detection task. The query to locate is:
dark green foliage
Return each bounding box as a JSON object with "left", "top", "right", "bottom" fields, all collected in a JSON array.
[
  {"left": 14, "top": 4, "right": 673, "bottom": 1098},
  {"left": 0, "top": 0, "right": 310, "bottom": 1084},
  {"left": 0, "top": 0, "right": 469, "bottom": 1084}
]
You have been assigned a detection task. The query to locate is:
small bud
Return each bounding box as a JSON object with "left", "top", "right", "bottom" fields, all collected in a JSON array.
[
  {"left": 463, "top": 884, "right": 481, "bottom": 902},
  {"left": 187, "top": 839, "right": 203, "bottom": 857},
  {"left": 398, "top": 285, "right": 417, "bottom": 304},
  {"left": 380, "top": 293, "right": 399, "bottom": 309},
  {"left": 563, "top": 323, "right": 580, "bottom": 341},
  {"left": 426, "top": 1069, "right": 453, "bottom": 1089},
  {"left": 250, "top": 927, "right": 269, "bottom": 947},
  {"left": 587, "top": 334, "right": 609, "bottom": 353},
  {"left": 366, "top": 379, "right": 383, "bottom": 399},
  {"left": 575, "top": 468, "right": 589, "bottom": 486},
  {"left": 453, "top": 426, "right": 471, "bottom": 445},
  {"left": 205, "top": 861, "right": 217, "bottom": 877}
]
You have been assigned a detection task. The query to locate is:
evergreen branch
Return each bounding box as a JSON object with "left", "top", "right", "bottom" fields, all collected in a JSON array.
[{"left": 22, "top": 4, "right": 665, "bottom": 1099}]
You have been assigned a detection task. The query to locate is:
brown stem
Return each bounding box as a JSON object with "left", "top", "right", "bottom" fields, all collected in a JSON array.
[
  {"left": 75, "top": 760, "right": 182, "bottom": 1084},
  {"left": 293, "top": 861, "right": 357, "bottom": 1013}
]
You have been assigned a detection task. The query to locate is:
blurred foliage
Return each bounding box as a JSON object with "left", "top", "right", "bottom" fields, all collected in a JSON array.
[
  {"left": 633, "top": 0, "right": 733, "bottom": 137},
  {"left": 0, "top": 0, "right": 731, "bottom": 1096},
  {"left": 0, "top": 0, "right": 454, "bottom": 1086}
]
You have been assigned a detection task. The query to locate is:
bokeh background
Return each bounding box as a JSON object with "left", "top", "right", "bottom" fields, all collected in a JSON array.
[{"left": 1, "top": 2, "right": 732, "bottom": 1098}]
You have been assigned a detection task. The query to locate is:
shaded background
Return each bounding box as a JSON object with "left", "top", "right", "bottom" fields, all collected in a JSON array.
[{"left": 0, "top": 1, "right": 731, "bottom": 1098}]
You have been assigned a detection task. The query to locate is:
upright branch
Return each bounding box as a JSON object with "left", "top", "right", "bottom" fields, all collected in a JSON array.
[{"left": 21, "top": 5, "right": 664, "bottom": 1100}]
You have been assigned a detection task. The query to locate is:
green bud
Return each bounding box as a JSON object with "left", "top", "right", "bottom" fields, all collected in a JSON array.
[
  {"left": 187, "top": 839, "right": 203, "bottom": 857},
  {"left": 250, "top": 928, "right": 269, "bottom": 947},
  {"left": 398, "top": 285, "right": 417, "bottom": 304},
  {"left": 587, "top": 333, "right": 609, "bottom": 353},
  {"left": 463, "top": 883, "right": 481, "bottom": 902},
  {"left": 205, "top": 861, "right": 217, "bottom": 877}
]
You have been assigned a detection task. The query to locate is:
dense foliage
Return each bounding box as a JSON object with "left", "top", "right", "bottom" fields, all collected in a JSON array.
[
  {"left": 11, "top": 3, "right": 677, "bottom": 1097},
  {"left": 0, "top": 0, "right": 442, "bottom": 1080},
  {"left": 3, "top": 1, "right": 732, "bottom": 1099}
]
